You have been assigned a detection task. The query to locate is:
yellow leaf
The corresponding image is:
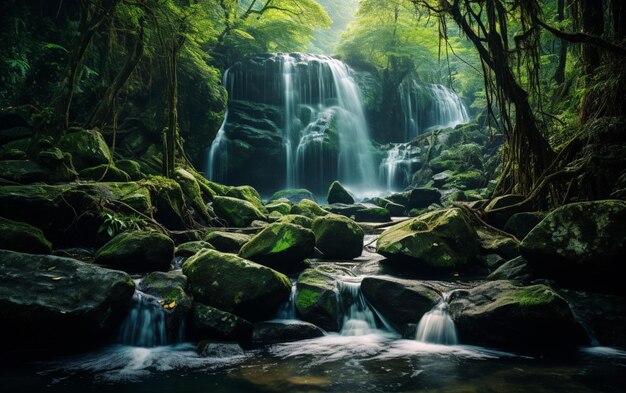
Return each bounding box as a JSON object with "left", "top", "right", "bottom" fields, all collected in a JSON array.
[{"left": 51, "top": 276, "right": 63, "bottom": 281}]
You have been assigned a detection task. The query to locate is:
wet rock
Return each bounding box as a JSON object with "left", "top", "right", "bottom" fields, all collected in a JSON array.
[
  {"left": 212, "top": 196, "right": 266, "bottom": 227},
  {"left": 311, "top": 214, "right": 364, "bottom": 259},
  {"left": 354, "top": 206, "right": 391, "bottom": 222},
  {"left": 239, "top": 223, "right": 315, "bottom": 272},
  {"left": 377, "top": 208, "right": 479, "bottom": 271},
  {"left": 449, "top": 280, "right": 587, "bottom": 350},
  {"left": 0, "top": 250, "right": 135, "bottom": 352},
  {"left": 175, "top": 240, "right": 214, "bottom": 258},
  {"left": 0, "top": 216, "right": 53, "bottom": 254},
  {"left": 197, "top": 340, "right": 245, "bottom": 357},
  {"left": 79, "top": 164, "right": 130, "bottom": 182},
  {"left": 327, "top": 180, "right": 355, "bottom": 204},
  {"left": 225, "top": 185, "right": 265, "bottom": 211},
  {"left": 387, "top": 188, "right": 441, "bottom": 210},
  {"left": 520, "top": 200, "right": 626, "bottom": 294},
  {"left": 296, "top": 265, "right": 351, "bottom": 331},
  {"left": 269, "top": 189, "right": 315, "bottom": 204},
  {"left": 503, "top": 212, "right": 545, "bottom": 240},
  {"left": 432, "top": 170, "right": 453, "bottom": 188},
  {"left": 174, "top": 167, "right": 211, "bottom": 223},
  {"left": 487, "top": 256, "right": 531, "bottom": 283},
  {"left": 182, "top": 249, "right": 291, "bottom": 321},
  {"left": 361, "top": 277, "right": 440, "bottom": 336},
  {"left": 59, "top": 129, "right": 112, "bottom": 170},
  {"left": 116, "top": 159, "right": 143, "bottom": 180},
  {"left": 95, "top": 230, "right": 175, "bottom": 273},
  {"left": 204, "top": 231, "right": 252, "bottom": 253},
  {"left": 265, "top": 201, "right": 291, "bottom": 215},
  {"left": 251, "top": 321, "right": 324, "bottom": 346},
  {"left": 476, "top": 227, "right": 520, "bottom": 260},
  {"left": 191, "top": 303, "right": 253, "bottom": 342}
]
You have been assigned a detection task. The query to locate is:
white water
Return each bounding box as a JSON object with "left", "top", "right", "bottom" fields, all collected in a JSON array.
[
  {"left": 275, "top": 280, "right": 298, "bottom": 321},
  {"left": 399, "top": 80, "right": 469, "bottom": 141},
  {"left": 415, "top": 293, "right": 458, "bottom": 345},
  {"left": 379, "top": 143, "right": 416, "bottom": 191},
  {"left": 119, "top": 289, "right": 168, "bottom": 348},
  {"left": 339, "top": 281, "right": 378, "bottom": 336},
  {"left": 206, "top": 53, "right": 376, "bottom": 194}
]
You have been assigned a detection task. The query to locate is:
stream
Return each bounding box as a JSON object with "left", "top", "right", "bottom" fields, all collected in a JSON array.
[{"left": 2, "top": 233, "right": 626, "bottom": 392}]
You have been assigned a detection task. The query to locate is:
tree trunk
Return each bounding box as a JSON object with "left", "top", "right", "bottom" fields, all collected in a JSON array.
[
  {"left": 86, "top": 25, "right": 145, "bottom": 129},
  {"left": 554, "top": 0, "right": 567, "bottom": 85},
  {"left": 580, "top": 0, "right": 605, "bottom": 123},
  {"left": 163, "top": 41, "right": 180, "bottom": 178}
]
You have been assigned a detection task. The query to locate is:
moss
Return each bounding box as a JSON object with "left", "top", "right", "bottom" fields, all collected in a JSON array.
[
  {"left": 79, "top": 164, "right": 130, "bottom": 182},
  {"left": 276, "top": 214, "right": 313, "bottom": 228},
  {"left": 269, "top": 189, "right": 315, "bottom": 203},
  {"left": 445, "top": 170, "right": 486, "bottom": 190},
  {"left": 295, "top": 287, "right": 319, "bottom": 310},
  {"left": 175, "top": 167, "right": 210, "bottom": 221},
  {"left": 226, "top": 185, "right": 265, "bottom": 211},
  {"left": 95, "top": 230, "right": 174, "bottom": 272},
  {"left": 291, "top": 199, "right": 330, "bottom": 219},
  {"left": 311, "top": 214, "right": 363, "bottom": 259},
  {"left": 175, "top": 240, "right": 214, "bottom": 257},
  {"left": 327, "top": 181, "right": 355, "bottom": 204},
  {"left": 59, "top": 129, "right": 112, "bottom": 170},
  {"left": 265, "top": 201, "right": 291, "bottom": 215},
  {"left": 116, "top": 159, "right": 143, "bottom": 180},
  {"left": 204, "top": 231, "right": 252, "bottom": 253},
  {"left": 0, "top": 216, "right": 53, "bottom": 254},
  {"left": 212, "top": 196, "right": 266, "bottom": 227}
]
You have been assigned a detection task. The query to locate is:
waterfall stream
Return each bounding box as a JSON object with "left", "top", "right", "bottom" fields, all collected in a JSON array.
[
  {"left": 119, "top": 289, "right": 168, "bottom": 347},
  {"left": 415, "top": 293, "right": 458, "bottom": 345},
  {"left": 275, "top": 280, "right": 298, "bottom": 321}
]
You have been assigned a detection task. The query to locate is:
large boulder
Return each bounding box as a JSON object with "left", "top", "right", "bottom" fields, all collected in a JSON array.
[
  {"left": 311, "top": 214, "right": 364, "bottom": 259},
  {"left": 476, "top": 227, "right": 520, "bottom": 260},
  {"left": 377, "top": 208, "right": 479, "bottom": 271},
  {"left": 59, "top": 129, "right": 112, "bottom": 170},
  {"left": 295, "top": 265, "right": 349, "bottom": 331},
  {"left": 361, "top": 277, "right": 440, "bottom": 336},
  {"left": 265, "top": 201, "right": 291, "bottom": 215},
  {"left": 0, "top": 216, "right": 52, "bottom": 254},
  {"left": 239, "top": 223, "right": 315, "bottom": 272},
  {"left": 387, "top": 188, "right": 441, "bottom": 210},
  {"left": 251, "top": 321, "right": 324, "bottom": 346},
  {"left": 190, "top": 303, "right": 253, "bottom": 342},
  {"left": 212, "top": 196, "right": 266, "bottom": 227},
  {"left": 327, "top": 181, "right": 355, "bottom": 204},
  {"left": 174, "top": 167, "right": 211, "bottom": 223},
  {"left": 290, "top": 199, "right": 330, "bottom": 219},
  {"left": 449, "top": 280, "right": 587, "bottom": 350},
  {"left": 95, "top": 231, "right": 175, "bottom": 272},
  {"left": 225, "top": 185, "right": 265, "bottom": 211},
  {"left": 269, "top": 189, "right": 315, "bottom": 204},
  {"left": 487, "top": 256, "right": 531, "bottom": 283},
  {"left": 484, "top": 194, "right": 526, "bottom": 228},
  {"left": 175, "top": 240, "right": 214, "bottom": 258},
  {"left": 276, "top": 214, "right": 313, "bottom": 229},
  {"left": 503, "top": 212, "right": 545, "bottom": 240},
  {"left": 520, "top": 200, "right": 626, "bottom": 293},
  {"left": 205, "top": 231, "right": 252, "bottom": 253},
  {"left": 0, "top": 250, "right": 135, "bottom": 351},
  {"left": 182, "top": 249, "right": 291, "bottom": 321}
]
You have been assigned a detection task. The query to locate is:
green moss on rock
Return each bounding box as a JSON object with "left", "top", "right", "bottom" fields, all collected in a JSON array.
[
  {"left": 311, "top": 214, "right": 364, "bottom": 259},
  {"left": 95, "top": 230, "right": 174, "bottom": 272},
  {"left": 291, "top": 199, "right": 330, "bottom": 219},
  {"left": 175, "top": 240, "right": 214, "bottom": 258},
  {"left": 79, "top": 164, "right": 130, "bottom": 182},
  {"left": 0, "top": 216, "right": 53, "bottom": 254},
  {"left": 212, "top": 196, "right": 266, "bottom": 227},
  {"left": 204, "top": 231, "right": 252, "bottom": 253},
  {"left": 276, "top": 214, "right": 313, "bottom": 229},
  {"left": 59, "top": 129, "right": 112, "bottom": 170}
]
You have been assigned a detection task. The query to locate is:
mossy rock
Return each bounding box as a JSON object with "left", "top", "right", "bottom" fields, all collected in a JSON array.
[
  {"left": 0, "top": 216, "right": 53, "bottom": 254},
  {"left": 276, "top": 214, "right": 313, "bottom": 229},
  {"left": 449, "top": 280, "right": 587, "bottom": 350},
  {"left": 190, "top": 303, "right": 253, "bottom": 342},
  {"left": 95, "top": 230, "right": 174, "bottom": 272},
  {"left": 204, "top": 231, "right": 252, "bottom": 253},
  {"left": 265, "top": 201, "right": 291, "bottom": 215},
  {"left": 269, "top": 189, "right": 315, "bottom": 203},
  {"left": 503, "top": 212, "right": 546, "bottom": 240},
  {"left": 520, "top": 200, "right": 626, "bottom": 293},
  {"left": 291, "top": 199, "right": 330, "bottom": 219},
  {"left": 239, "top": 223, "right": 315, "bottom": 272},
  {"left": 484, "top": 194, "right": 526, "bottom": 228},
  {"left": 0, "top": 249, "right": 135, "bottom": 352},
  {"left": 59, "top": 129, "right": 112, "bottom": 170},
  {"left": 141, "top": 176, "right": 188, "bottom": 230},
  {"left": 116, "top": 159, "right": 143, "bottom": 180},
  {"left": 445, "top": 170, "right": 486, "bottom": 190},
  {"left": 251, "top": 321, "right": 324, "bottom": 346},
  {"left": 175, "top": 240, "right": 214, "bottom": 258},
  {"left": 212, "top": 196, "right": 266, "bottom": 227},
  {"left": 354, "top": 206, "right": 391, "bottom": 222},
  {"left": 0, "top": 159, "right": 76, "bottom": 184},
  {"left": 225, "top": 185, "right": 265, "bottom": 211},
  {"left": 327, "top": 180, "right": 355, "bottom": 204},
  {"left": 311, "top": 214, "right": 364, "bottom": 259},
  {"left": 295, "top": 265, "right": 347, "bottom": 331},
  {"left": 79, "top": 164, "right": 130, "bottom": 182},
  {"left": 182, "top": 249, "right": 291, "bottom": 321},
  {"left": 377, "top": 208, "right": 479, "bottom": 271},
  {"left": 477, "top": 227, "right": 520, "bottom": 260}
]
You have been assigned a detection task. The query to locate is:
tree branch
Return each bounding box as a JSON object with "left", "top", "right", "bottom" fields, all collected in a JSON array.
[{"left": 537, "top": 18, "right": 626, "bottom": 57}]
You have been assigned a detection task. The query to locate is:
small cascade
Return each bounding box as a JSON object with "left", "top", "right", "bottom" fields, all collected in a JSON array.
[
  {"left": 399, "top": 79, "right": 469, "bottom": 140},
  {"left": 338, "top": 281, "right": 378, "bottom": 336},
  {"left": 379, "top": 143, "right": 415, "bottom": 191},
  {"left": 119, "top": 289, "right": 168, "bottom": 347},
  {"left": 275, "top": 281, "right": 298, "bottom": 320},
  {"left": 415, "top": 293, "right": 458, "bottom": 345}
]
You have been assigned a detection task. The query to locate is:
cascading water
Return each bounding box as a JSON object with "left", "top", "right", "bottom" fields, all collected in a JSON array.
[
  {"left": 415, "top": 293, "right": 458, "bottom": 345},
  {"left": 399, "top": 79, "right": 469, "bottom": 141},
  {"left": 275, "top": 281, "right": 297, "bottom": 320},
  {"left": 338, "top": 281, "right": 379, "bottom": 336},
  {"left": 206, "top": 53, "right": 376, "bottom": 194},
  {"left": 119, "top": 289, "right": 168, "bottom": 347},
  {"left": 379, "top": 143, "right": 416, "bottom": 191}
]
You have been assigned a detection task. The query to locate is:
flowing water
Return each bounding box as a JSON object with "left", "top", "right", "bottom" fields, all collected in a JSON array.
[
  {"left": 118, "top": 289, "right": 168, "bottom": 348},
  {"left": 415, "top": 293, "right": 458, "bottom": 345},
  {"left": 206, "top": 53, "right": 376, "bottom": 194},
  {"left": 378, "top": 144, "right": 416, "bottom": 191}
]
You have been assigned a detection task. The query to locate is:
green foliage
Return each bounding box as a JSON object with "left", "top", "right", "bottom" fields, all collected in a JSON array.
[{"left": 98, "top": 212, "right": 145, "bottom": 239}]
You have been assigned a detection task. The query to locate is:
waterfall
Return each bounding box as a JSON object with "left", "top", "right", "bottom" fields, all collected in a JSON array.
[
  {"left": 338, "top": 281, "right": 379, "bottom": 336},
  {"left": 399, "top": 79, "right": 469, "bottom": 140},
  {"left": 275, "top": 281, "right": 297, "bottom": 320},
  {"left": 415, "top": 293, "right": 458, "bottom": 345},
  {"left": 379, "top": 144, "right": 415, "bottom": 191},
  {"left": 119, "top": 290, "right": 168, "bottom": 347},
  {"left": 206, "top": 53, "right": 376, "bottom": 195}
]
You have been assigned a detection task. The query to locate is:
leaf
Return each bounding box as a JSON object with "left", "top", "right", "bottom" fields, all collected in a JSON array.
[
  {"left": 42, "top": 42, "right": 69, "bottom": 53},
  {"left": 51, "top": 276, "right": 63, "bottom": 281},
  {"left": 163, "top": 301, "right": 177, "bottom": 310},
  {"left": 107, "top": 227, "right": 113, "bottom": 237},
  {"left": 231, "top": 29, "right": 255, "bottom": 41},
  {"left": 47, "top": 266, "right": 56, "bottom": 271}
]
